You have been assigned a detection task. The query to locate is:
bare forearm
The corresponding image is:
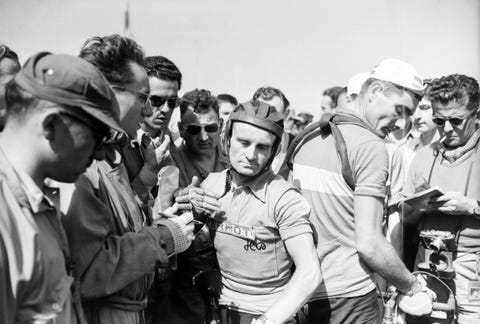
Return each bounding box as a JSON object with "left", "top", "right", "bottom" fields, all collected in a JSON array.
[
  {"left": 265, "top": 265, "right": 320, "bottom": 324},
  {"left": 359, "top": 234, "right": 416, "bottom": 293},
  {"left": 264, "top": 234, "right": 321, "bottom": 324}
]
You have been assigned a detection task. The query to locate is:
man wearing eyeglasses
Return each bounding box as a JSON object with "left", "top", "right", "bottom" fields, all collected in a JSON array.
[
  {"left": 55, "top": 35, "right": 194, "bottom": 324},
  {"left": 0, "top": 52, "right": 120, "bottom": 324},
  {"left": 0, "top": 43, "right": 21, "bottom": 131},
  {"left": 401, "top": 74, "right": 480, "bottom": 323}
]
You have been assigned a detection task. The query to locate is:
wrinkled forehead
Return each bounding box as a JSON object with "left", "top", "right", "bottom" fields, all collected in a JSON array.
[
  {"left": 181, "top": 106, "right": 219, "bottom": 125},
  {"left": 258, "top": 95, "right": 285, "bottom": 114},
  {"left": 231, "top": 121, "right": 277, "bottom": 144},
  {"left": 432, "top": 99, "right": 471, "bottom": 116}
]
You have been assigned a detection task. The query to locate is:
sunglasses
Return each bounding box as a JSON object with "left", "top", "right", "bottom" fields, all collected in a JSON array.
[
  {"left": 184, "top": 123, "right": 219, "bottom": 135},
  {"left": 111, "top": 85, "right": 149, "bottom": 107},
  {"left": 432, "top": 116, "right": 466, "bottom": 127},
  {"left": 149, "top": 95, "right": 177, "bottom": 109}
]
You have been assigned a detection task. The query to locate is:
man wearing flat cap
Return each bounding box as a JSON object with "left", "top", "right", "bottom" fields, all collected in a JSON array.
[{"left": 0, "top": 52, "right": 121, "bottom": 323}]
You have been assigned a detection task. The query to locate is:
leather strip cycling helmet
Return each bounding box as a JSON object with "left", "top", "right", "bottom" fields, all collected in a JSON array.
[{"left": 227, "top": 100, "right": 284, "bottom": 139}]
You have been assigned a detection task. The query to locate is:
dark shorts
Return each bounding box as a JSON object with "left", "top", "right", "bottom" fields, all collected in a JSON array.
[{"left": 299, "top": 289, "right": 381, "bottom": 324}]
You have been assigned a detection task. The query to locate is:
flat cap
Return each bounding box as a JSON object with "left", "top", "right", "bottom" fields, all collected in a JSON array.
[{"left": 15, "top": 52, "right": 122, "bottom": 132}]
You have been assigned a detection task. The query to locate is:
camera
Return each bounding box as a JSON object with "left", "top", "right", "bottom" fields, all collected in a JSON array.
[{"left": 417, "top": 230, "right": 456, "bottom": 280}]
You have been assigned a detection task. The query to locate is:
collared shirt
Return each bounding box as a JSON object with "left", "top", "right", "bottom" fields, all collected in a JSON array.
[
  {"left": 388, "top": 131, "right": 439, "bottom": 206},
  {"left": 158, "top": 143, "right": 229, "bottom": 278},
  {"left": 291, "top": 109, "right": 388, "bottom": 299},
  {"left": 202, "top": 169, "right": 312, "bottom": 314},
  {"left": 0, "top": 147, "right": 76, "bottom": 324},
  {"left": 402, "top": 137, "right": 480, "bottom": 253}
]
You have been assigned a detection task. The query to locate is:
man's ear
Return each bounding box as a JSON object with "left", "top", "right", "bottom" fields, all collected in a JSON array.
[
  {"left": 367, "top": 82, "right": 383, "bottom": 103},
  {"left": 42, "top": 113, "right": 58, "bottom": 142},
  {"left": 218, "top": 118, "right": 224, "bottom": 129}
]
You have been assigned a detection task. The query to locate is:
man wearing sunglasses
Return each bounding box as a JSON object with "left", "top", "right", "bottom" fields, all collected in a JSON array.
[
  {"left": 55, "top": 35, "right": 194, "bottom": 324},
  {"left": 137, "top": 55, "right": 183, "bottom": 324},
  {"left": 162, "top": 88, "right": 228, "bottom": 323},
  {"left": 0, "top": 52, "right": 121, "bottom": 324},
  {"left": 140, "top": 56, "right": 182, "bottom": 147},
  {"left": 401, "top": 74, "right": 480, "bottom": 323},
  {"left": 0, "top": 43, "right": 21, "bottom": 131}
]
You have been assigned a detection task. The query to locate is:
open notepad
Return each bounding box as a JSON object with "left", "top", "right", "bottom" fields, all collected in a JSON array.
[{"left": 402, "top": 186, "right": 444, "bottom": 210}]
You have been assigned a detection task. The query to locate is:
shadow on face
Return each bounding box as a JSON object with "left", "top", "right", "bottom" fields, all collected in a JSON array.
[{"left": 179, "top": 107, "right": 221, "bottom": 156}]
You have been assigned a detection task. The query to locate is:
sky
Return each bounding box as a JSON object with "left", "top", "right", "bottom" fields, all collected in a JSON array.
[{"left": 1, "top": 0, "right": 479, "bottom": 116}]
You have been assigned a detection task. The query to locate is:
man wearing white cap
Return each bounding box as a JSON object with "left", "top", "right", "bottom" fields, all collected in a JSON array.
[{"left": 289, "top": 58, "right": 433, "bottom": 323}]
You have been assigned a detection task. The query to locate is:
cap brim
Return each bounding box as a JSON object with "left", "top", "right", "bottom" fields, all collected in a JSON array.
[{"left": 81, "top": 105, "right": 124, "bottom": 133}]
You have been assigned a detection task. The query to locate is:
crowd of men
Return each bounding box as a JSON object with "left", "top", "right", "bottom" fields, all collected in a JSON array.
[{"left": 0, "top": 35, "right": 479, "bottom": 324}]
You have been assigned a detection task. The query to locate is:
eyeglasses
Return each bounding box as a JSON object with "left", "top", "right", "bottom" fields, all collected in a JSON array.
[
  {"left": 432, "top": 116, "right": 467, "bottom": 127},
  {"left": 110, "top": 85, "right": 149, "bottom": 107},
  {"left": 184, "top": 123, "right": 219, "bottom": 136},
  {"left": 149, "top": 95, "right": 177, "bottom": 109}
]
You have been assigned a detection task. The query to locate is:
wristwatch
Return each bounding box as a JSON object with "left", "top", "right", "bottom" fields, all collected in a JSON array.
[{"left": 258, "top": 314, "right": 275, "bottom": 324}]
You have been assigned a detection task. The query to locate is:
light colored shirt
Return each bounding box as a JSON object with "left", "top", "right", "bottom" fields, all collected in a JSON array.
[
  {"left": 271, "top": 131, "right": 290, "bottom": 174},
  {"left": 291, "top": 110, "right": 388, "bottom": 299},
  {"left": 402, "top": 139, "right": 480, "bottom": 253},
  {"left": 201, "top": 169, "right": 312, "bottom": 314},
  {"left": 0, "top": 148, "right": 76, "bottom": 324}
]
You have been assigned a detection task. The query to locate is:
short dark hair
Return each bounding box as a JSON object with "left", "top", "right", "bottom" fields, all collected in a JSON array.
[
  {"left": 79, "top": 34, "right": 145, "bottom": 86},
  {"left": 217, "top": 93, "right": 238, "bottom": 106},
  {"left": 322, "top": 86, "right": 344, "bottom": 108},
  {"left": 180, "top": 89, "right": 219, "bottom": 117},
  {"left": 144, "top": 56, "right": 182, "bottom": 90},
  {"left": 252, "top": 86, "right": 290, "bottom": 109},
  {"left": 427, "top": 74, "right": 479, "bottom": 112}
]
